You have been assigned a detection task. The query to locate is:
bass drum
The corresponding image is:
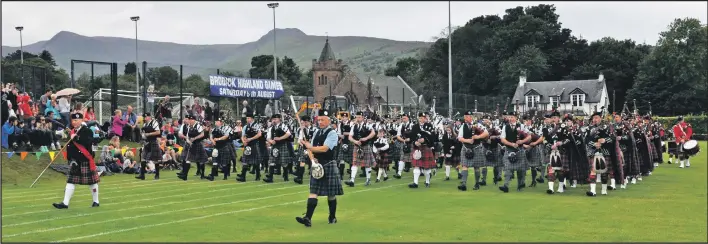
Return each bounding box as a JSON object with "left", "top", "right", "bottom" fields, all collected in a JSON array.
[{"left": 683, "top": 140, "right": 700, "bottom": 157}]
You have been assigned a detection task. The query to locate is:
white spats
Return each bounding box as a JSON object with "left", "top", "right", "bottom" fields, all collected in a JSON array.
[
  {"left": 365, "top": 167, "right": 372, "bottom": 181},
  {"left": 350, "top": 166, "right": 359, "bottom": 182},
  {"left": 63, "top": 183, "right": 76, "bottom": 206},
  {"left": 557, "top": 181, "right": 565, "bottom": 193},
  {"left": 377, "top": 169, "right": 384, "bottom": 180},
  {"left": 653, "top": 162, "right": 659, "bottom": 167},
  {"left": 382, "top": 169, "right": 388, "bottom": 177},
  {"left": 589, "top": 183, "right": 597, "bottom": 195},
  {"left": 548, "top": 182, "right": 555, "bottom": 192},
  {"left": 610, "top": 178, "right": 616, "bottom": 189},
  {"left": 423, "top": 169, "right": 431, "bottom": 184},
  {"left": 631, "top": 178, "right": 637, "bottom": 184},
  {"left": 601, "top": 184, "right": 608, "bottom": 195},
  {"left": 668, "top": 158, "right": 673, "bottom": 163},
  {"left": 397, "top": 161, "right": 405, "bottom": 175},
  {"left": 90, "top": 184, "right": 99, "bottom": 203},
  {"left": 686, "top": 159, "right": 691, "bottom": 167},
  {"left": 679, "top": 160, "right": 685, "bottom": 168},
  {"left": 413, "top": 168, "right": 421, "bottom": 185},
  {"left": 620, "top": 182, "right": 627, "bottom": 189},
  {"left": 445, "top": 165, "right": 451, "bottom": 177},
  {"left": 571, "top": 179, "right": 578, "bottom": 188}
]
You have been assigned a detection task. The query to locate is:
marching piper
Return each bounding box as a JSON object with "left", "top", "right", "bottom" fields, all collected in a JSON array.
[
  {"left": 52, "top": 113, "right": 101, "bottom": 209},
  {"left": 337, "top": 112, "right": 353, "bottom": 180},
  {"left": 295, "top": 115, "right": 316, "bottom": 184},
  {"left": 372, "top": 128, "right": 391, "bottom": 182},
  {"left": 585, "top": 111, "right": 616, "bottom": 196},
  {"left": 236, "top": 112, "right": 263, "bottom": 182},
  {"left": 481, "top": 115, "right": 503, "bottom": 185},
  {"left": 295, "top": 110, "right": 343, "bottom": 227},
  {"left": 409, "top": 112, "right": 437, "bottom": 188},
  {"left": 498, "top": 111, "right": 531, "bottom": 193},
  {"left": 137, "top": 113, "right": 162, "bottom": 180},
  {"left": 457, "top": 111, "right": 489, "bottom": 191},
  {"left": 345, "top": 111, "right": 376, "bottom": 187},
  {"left": 522, "top": 115, "right": 544, "bottom": 188},
  {"left": 395, "top": 113, "right": 414, "bottom": 178},
  {"left": 177, "top": 115, "right": 208, "bottom": 181},
  {"left": 441, "top": 124, "right": 461, "bottom": 181},
  {"left": 206, "top": 117, "right": 235, "bottom": 181},
  {"left": 545, "top": 110, "right": 571, "bottom": 194},
  {"left": 265, "top": 113, "right": 293, "bottom": 183}
]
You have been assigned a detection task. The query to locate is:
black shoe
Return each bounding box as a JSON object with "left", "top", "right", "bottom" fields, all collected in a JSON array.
[
  {"left": 546, "top": 189, "right": 554, "bottom": 194},
  {"left": 458, "top": 184, "right": 467, "bottom": 191},
  {"left": 445, "top": 177, "right": 450, "bottom": 181},
  {"left": 393, "top": 174, "right": 401, "bottom": 179},
  {"left": 518, "top": 183, "right": 526, "bottom": 190},
  {"left": 255, "top": 175, "right": 261, "bottom": 181},
  {"left": 473, "top": 184, "right": 480, "bottom": 190},
  {"left": 263, "top": 177, "right": 274, "bottom": 183},
  {"left": 223, "top": 175, "right": 228, "bottom": 180},
  {"left": 608, "top": 186, "right": 616, "bottom": 190},
  {"left": 206, "top": 175, "right": 215, "bottom": 181},
  {"left": 404, "top": 168, "right": 410, "bottom": 173},
  {"left": 178, "top": 175, "right": 187, "bottom": 181},
  {"left": 92, "top": 202, "right": 100, "bottom": 207},
  {"left": 457, "top": 173, "right": 462, "bottom": 180},
  {"left": 375, "top": 179, "right": 380, "bottom": 183},
  {"left": 408, "top": 183, "right": 419, "bottom": 188},
  {"left": 383, "top": 176, "right": 389, "bottom": 181},
  {"left": 52, "top": 202, "right": 69, "bottom": 209},
  {"left": 493, "top": 177, "right": 501, "bottom": 185},
  {"left": 236, "top": 176, "right": 246, "bottom": 182},
  {"left": 295, "top": 216, "right": 312, "bottom": 227},
  {"left": 345, "top": 181, "right": 355, "bottom": 187},
  {"left": 365, "top": 180, "right": 371, "bottom": 186},
  {"left": 328, "top": 217, "right": 337, "bottom": 224},
  {"left": 135, "top": 175, "right": 145, "bottom": 180},
  {"left": 586, "top": 191, "right": 596, "bottom": 197},
  {"left": 479, "top": 181, "right": 487, "bottom": 186},
  {"left": 176, "top": 172, "right": 184, "bottom": 176},
  {"left": 294, "top": 178, "right": 303, "bottom": 184},
  {"left": 536, "top": 178, "right": 544, "bottom": 183},
  {"left": 499, "top": 186, "right": 509, "bottom": 193},
  {"left": 530, "top": 181, "right": 537, "bottom": 187},
  {"left": 154, "top": 176, "right": 160, "bottom": 180},
  {"left": 425, "top": 182, "right": 430, "bottom": 188}
]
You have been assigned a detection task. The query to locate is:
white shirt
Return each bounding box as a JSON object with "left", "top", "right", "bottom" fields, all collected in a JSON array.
[
  {"left": 457, "top": 123, "right": 487, "bottom": 139},
  {"left": 58, "top": 97, "right": 71, "bottom": 113}
]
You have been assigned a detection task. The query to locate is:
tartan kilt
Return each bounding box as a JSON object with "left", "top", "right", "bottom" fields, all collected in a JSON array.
[
  {"left": 186, "top": 142, "right": 209, "bottom": 163},
  {"left": 180, "top": 143, "right": 190, "bottom": 160},
  {"left": 444, "top": 154, "right": 460, "bottom": 166},
  {"left": 338, "top": 142, "right": 353, "bottom": 163},
  {"left": 268, "top": 143, "right": 293, "bottom": 167},
  {"left": 588, "top": 154, "right": 614, "bottom": 176},
  {"left": 352, "top": 144, "right": 376, "bottom": 168},
  {"left": 412, "top": 146, "right": 436, "bottom": 169},
  {"left": 503, "top": 148, "right": 527, "bottom": 171},
  {"left": 549, "top": 149, "right": 571, "bottom": 171},
  {"left": 461, "top": 144, "right": 487, "bottom": 168},
  {"left": 650, "top": 141, "right": 660, "bottom": 162},
  {"left": 375, "top": 151, "right": 390, "bottom": 168},
  {"left": 310, "top": 161, "right": 344, "bottom": 197},
  {"left": 667, "top": 142, "right": 678, "bottom": 156},
  {"left": 297, "top": 148, "right": 309, "bottom": 164},
  {"left": 487, "top": 147, "right": 504, "bottom": 167},
  {"left": 399, "top": 143, "right": 413, "bottom": 163},
  {"left": 142, "top": 140, "right": 163, "bottom": 162},
  {"left": 241, "top": 144, "right": 262, "bottom": 166},
  {"left": 214, "top": 144, "right": 236, "bottom": 167},
  {"left": 67, "top": 162, "right": 100, "bottom": 185},
  {"left": 388, "top": 141, "right": 402, "bottom": 162},
  {"left": 525, "top": 146, "right": 543, "bottom": 167}
]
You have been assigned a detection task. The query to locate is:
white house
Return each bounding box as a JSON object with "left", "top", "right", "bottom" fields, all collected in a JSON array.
[{"left": 512, "top": 73, "right": 609, "bottom": 116}]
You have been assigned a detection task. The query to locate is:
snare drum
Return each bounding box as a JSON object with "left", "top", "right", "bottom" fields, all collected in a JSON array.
[{"left": 683, "top": 140, "right": 700, "bottom": 157}]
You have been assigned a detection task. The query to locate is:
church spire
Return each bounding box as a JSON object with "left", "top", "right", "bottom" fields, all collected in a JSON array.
[{"left": 318, "top": 34, "right": 336, "bottom": 62}]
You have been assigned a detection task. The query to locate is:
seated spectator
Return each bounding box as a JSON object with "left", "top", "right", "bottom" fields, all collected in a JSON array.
[
  {"left": 45, "top": 95, "right": 61, "bottom": 121},
  {"left": 122, "top": 106, "right": 139, "bottom": 142},
  {"left": 100, "top": 144, "right": 124, "bottom": 174},
  {"left": 12, "top": 120, "right": 31, "bottom": 151},
  {"left": 84, "top": 106, "right": 97, "bottom": 126},
  {"left": 110, "top": 109, "right": 127, "bottom": 138},
  {"left": 122, "top": 150, "right": 138, "bottom": 174},
  {"left": 44, "top": 111, "right": 65, "bottom": 150},
  {"left": 39, "top": 88, "right": 52, "bottom": 115},
  {"left": 160, "top": 137, "right": 180, "bottom": 170},
  {"left": 2, "top": 116, "right": 17, "bottom": 149}
]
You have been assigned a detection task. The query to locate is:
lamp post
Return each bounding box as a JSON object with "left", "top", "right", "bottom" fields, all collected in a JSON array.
[
  {"left": 267, "top": 3, "right": 279, "bottom": 83},
  {"left": 130, "top": 16, "right": 140, "bottom": 113},
  {"left": 15, "top": 26, "right": 24, "bottom": 91},
  {"left": 447, "top": 1, "right": 453, "bottom": 117}
]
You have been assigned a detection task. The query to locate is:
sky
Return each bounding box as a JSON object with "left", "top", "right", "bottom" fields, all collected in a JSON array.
[{"left": 2, "top": 1, "right": 707, "bottom": 47}]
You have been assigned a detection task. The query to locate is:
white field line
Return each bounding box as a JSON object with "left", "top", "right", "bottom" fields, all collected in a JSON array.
[
  {"left": 2, "top": 180, "right": 299, "bottom": 217},
  {"left": 3, "top": 174, "right": 226, "bottom": 199},
  {"left": 2, "top": 183, "right": 306, "bottom": 228},
  {"left": 2, "top": 176, "right": 260, "bottom": 204},
  {"left": 3, "top": 189, "right": 309, "bottom": 238},
  {"left": 3, "top": 178, "right": 141, "bottom": 195},
  {"left": 53, "top": 182, "right": 405, "bottom": 243}
]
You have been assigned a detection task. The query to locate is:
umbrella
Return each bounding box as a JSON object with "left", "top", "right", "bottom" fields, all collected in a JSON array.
[{"left": 55, "top": 88, "right": 81, "bottom": 97}]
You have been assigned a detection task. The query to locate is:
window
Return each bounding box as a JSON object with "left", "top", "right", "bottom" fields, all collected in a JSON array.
[
  {"left": 317, "top": 76, "right": 321, "bottom": 85},
  {"left": 550, "top": 96, "right": 559, "bottom": 108},
  {"left": 571, "top": 94, "right": 585, "bottom": 107},
  {"left": 525, "top": 95, "right": 540, "bottom": 108},
  {"left": 324, "top": 76, "right": 328, "bottom": 85}
]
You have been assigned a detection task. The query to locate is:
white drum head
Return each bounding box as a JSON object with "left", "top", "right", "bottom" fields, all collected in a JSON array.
[{"left": 684, "top": 140, "right": 698, "bottom": 149}]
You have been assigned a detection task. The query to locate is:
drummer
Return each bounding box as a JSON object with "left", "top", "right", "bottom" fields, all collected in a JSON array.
[{"left": 672, "top": 116, "right": 693, "bottom": 168}]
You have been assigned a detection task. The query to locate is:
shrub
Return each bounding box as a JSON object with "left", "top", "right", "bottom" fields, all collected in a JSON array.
[{"left": 653, "top": 116, "right": 707, "bottom": 135}]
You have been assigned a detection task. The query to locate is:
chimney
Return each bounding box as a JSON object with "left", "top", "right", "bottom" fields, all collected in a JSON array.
[
  {"left": 598, "top": 73, "right": 605, "bottom": 82},
  {"left": 518, "top": 70, "right": 527, "bottom": 87}
]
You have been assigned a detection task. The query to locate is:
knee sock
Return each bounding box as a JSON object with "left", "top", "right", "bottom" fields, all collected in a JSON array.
[
  {"left": 63, "top": 183, "right": 76, "bottom": 206},
  {"left": 423, "top": 169, "right": 431, "bottom": 184},
  {"left": 90, "top": 184, "right": 99, "bottom": 203},
  {"left": 350, "top": 166, "right": 358, "bottom": 182},
  {"left": 200, "top": 164, "right": 206, "bottom": 178},
  {"left": 474, "top": 168, "right": 481, "bottom": 184},
  {"left": 305, "top": 198, "right": 318, "bottom": 219},
  {"left": 211, "top": 164, "right": 218, "bottom": 177},
  {"left": 531, "top": 168, "right": 538, "bottom": 182},
  {"left": 517, "top": 170, "right": 526, "bottom": 187},
  {"left": 139, "top": 161, "right": 147, "bottom": 177},
  {"left": 413, "top": 167, "right": 421, "bottom": 184},
  {"left": 538, "top": 166, "right": 545, "bottom": 179},
  {"left": 494, "top": 166, "right": 502, "bottom": 179},
  {"left": 383, "top": 169, "right": 388, "bottom": 177},
  {"left": 397, "top": 161, "right": 405, "bottom": 175},
  {"left": 327, "top": 197, "right": 337, "bottom": 219},
  {"left": 338, "top": 164, "right": 345, "bottom": 180},
  {"left": 503, "top": 171, "right": 512, "bottom": 187},
  {"left": 153, "top": 161, "right": 160, "bottom": 178},
  {"left": 461, "top": 169, "right": 469, "bottom": 186},
  {"left": 481, "top": 167, "right": 488, "bottom": 181},
  {"left": 365, "top": 167, "right": 372, "bottom": 181},
  {"left": 377, "top": 168, "right": 384, "bottom": 180},
  {"left": 184, "top": 162, "right": 192, "bottom": 175},
  {"left": 445, "top": 165, "right": 451, "bottom": 177}
]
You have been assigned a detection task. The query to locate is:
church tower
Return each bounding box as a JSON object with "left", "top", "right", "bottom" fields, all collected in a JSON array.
[{"left": 312, "top": 37, "right": 344, "bottom": 103}]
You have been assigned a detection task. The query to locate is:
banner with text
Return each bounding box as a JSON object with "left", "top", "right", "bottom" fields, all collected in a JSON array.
[{"left": 209, "top": 75, "right": 284, "bottom": 99}]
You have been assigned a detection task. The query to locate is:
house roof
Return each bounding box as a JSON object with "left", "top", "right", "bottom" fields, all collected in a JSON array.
[
  {"left": 318, "top": 38, "right": 336, "bottom": 62},
  {"left": 512, "top": 79, "right": 605, "bottom": 103},
  {"left": 370, "top": 74, "right": 418, "bottom": 105}
]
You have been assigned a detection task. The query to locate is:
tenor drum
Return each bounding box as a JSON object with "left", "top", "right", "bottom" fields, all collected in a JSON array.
[{"left": 683, "top": 140, "right": 700, "bottom": 157}]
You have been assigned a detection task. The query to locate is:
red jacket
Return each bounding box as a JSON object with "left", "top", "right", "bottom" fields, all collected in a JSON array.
[{"left": 673, "top": 122, "right": 692, "bottom": 143}]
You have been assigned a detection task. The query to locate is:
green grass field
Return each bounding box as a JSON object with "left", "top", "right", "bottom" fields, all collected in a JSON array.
[{"left": 2, "top": 141, "right": 706, "bottom": 242}]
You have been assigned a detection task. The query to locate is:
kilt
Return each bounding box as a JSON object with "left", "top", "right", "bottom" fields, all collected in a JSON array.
[
  {"left": 624, "top": 146, "right": 641, "bottom": 176},
  {"left": 215, "top": 144, "right": 236, "bottom": 167},
  {"left": 180, "top": 143, "right": 190, "bottom": 160},
  {"left": 588, "top": 154, "right": 614, "bottom": 179},
  {"left": 142, "top": 140, "right": 163, "bottom": 162},
  {"left": 338, "top": 142, "right": 353, "bottom": 163},
  {"left": 375, "top": 152, "right": 390, "bottom": 168},
  {"left": 297, "top": 148, "right": 309, "bottom": 164},
  {"left": 502, "top": 148, "right": 527, "bottom": 171},
  {"left": 650, "top": 141, "right": 661, "bottom": 162},
  {"left": 241, "top": 144, "right": 262, "bottom": 166},
  {"left": 388, "top": 141, "right": 402, "bottom": 162},
  {"left": 352, "top": 144, "right": 376, "bottom": 168},
  {"left": 486, "top": 146, "right": 504, "bottom": 167},
  {"left": 412, "top": 146, "right": 436, "bottom": 169},
  {"left": 549, "top": 149, "right": 570, "bottom": 171},
  {"left": 444, "top": 154, "right": 460, "bottom": 166},
  {"left": 399, "top": 143, "right": 413, "bottom": 163},
  {"left": 310, "top": 161, "right": 344, "bottom": 197},
  {"left": 186, "top": 142, "right": 209, "bottom": 163},
  {"left": 461, "top": 144, "right": 487, "bottom": 168},
  {"left": 67, "top": 162, "right": 100, "bottom": 185},
  {"left": 525, "top": 145, "right": 543, "bottom": 167},
  {"left": 268, "top": 143, "right": 293, "bottom": 167},
  {"left": 667, "top": 142, "right": 678, "bottom": 156}
]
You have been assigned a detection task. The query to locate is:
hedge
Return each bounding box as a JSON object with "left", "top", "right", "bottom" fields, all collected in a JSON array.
[{"left": 653, "top": 115, "right": 707, "bottom": 136}]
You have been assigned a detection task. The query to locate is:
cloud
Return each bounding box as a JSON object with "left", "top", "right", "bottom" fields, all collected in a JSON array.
[{"left": 2, "top": 1, "right": 706, "bottom": 46}]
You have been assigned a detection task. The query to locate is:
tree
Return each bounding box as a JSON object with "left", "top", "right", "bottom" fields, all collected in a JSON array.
[
  {"left": 627, "top": 18, "right": 707, "bottom": 115},
  {"left": 499, "top": 45, "right": 550, "bottom": 95},
  {"left": 3, "top": 50, "right": 38, "bottom": 62},
  {"left": 145, "top": 66, "right": 179, "bottom": 87},
  {"left": 248, "top": 55, "right": 302, "bottom": 83},
  {"left": 124, "top": 62, "right": 137, "bottom": 75},
  {"left": 384, "top": 57, "right": 420, "bottom": 84},
  {"left": 39, "top": 50, "right": 56, "bottom": 67}
]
